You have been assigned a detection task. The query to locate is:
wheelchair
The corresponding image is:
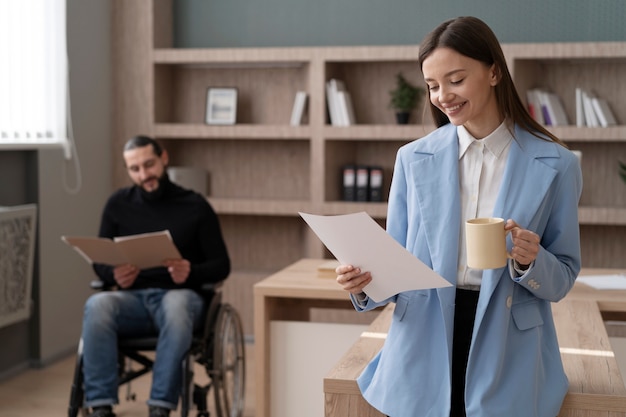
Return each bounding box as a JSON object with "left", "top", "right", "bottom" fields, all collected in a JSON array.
[{"left": 68, "top": 281, "right": 246, "bottom": 417}]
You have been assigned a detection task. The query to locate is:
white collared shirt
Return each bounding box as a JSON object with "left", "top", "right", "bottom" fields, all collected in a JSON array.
[{"left": 457, "top": 121, "right": 513, "bottom": 289}]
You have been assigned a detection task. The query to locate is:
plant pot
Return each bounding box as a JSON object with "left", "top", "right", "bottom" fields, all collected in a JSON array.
[{"left": 395, "top": 112, "right": 410, "bottom": 125}]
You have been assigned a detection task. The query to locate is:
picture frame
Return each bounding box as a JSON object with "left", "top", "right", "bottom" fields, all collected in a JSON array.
[{"left": 205, "top": 87, "right": 238, "bottom": 125}]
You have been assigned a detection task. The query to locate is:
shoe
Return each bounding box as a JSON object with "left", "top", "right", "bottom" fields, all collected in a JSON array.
[
  {"left": 148, "top": 405, "right": 171, "bottom": 417},
  {"left": 88, "top": 405, "right": 115, "bottom": 417}
]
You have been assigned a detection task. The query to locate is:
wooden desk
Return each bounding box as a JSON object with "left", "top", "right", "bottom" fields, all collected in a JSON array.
[
  {"left": 325, "top": 268, "right": 626, "bottom": 417},
  {"left": 254, "top": 260, "right": 626, "bottom": 417},
  {"left": 253, "top": 258, "right": 364, "bottom": 417}
]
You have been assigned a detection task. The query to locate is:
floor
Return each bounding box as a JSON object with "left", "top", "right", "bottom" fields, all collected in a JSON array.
[{"left": 0, "top": 343, "right": 255, "bottom": 417}]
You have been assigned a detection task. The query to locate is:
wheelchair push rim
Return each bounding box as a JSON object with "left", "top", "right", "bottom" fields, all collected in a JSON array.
[{"left": 211, "top": 303, "right": 246, "bottom": 417}]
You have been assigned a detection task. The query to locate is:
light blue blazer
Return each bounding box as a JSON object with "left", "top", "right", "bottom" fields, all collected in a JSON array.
[{"left": 354, "top": 123, "right": 582, "bottom": 417}]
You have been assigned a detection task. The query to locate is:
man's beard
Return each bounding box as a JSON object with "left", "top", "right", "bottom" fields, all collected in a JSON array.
[{"left": 139, "top": 173, "right": 168, "bottom": 201}]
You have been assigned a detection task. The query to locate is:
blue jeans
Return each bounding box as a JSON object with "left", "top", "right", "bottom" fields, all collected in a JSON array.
[{"left": 81, "top": 288, "right": 204, "bottom": 410}]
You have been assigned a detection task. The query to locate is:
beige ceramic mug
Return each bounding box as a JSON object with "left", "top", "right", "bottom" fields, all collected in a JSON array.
[{"left": 465, "top": 217, "right": 511, "bottom": 269}]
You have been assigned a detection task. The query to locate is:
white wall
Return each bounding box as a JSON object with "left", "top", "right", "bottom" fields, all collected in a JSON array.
[{"left": 35, "top": 0, "right": 112, "bottom": 364}]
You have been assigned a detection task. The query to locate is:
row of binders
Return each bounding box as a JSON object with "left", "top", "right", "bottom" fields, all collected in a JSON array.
[
  {"left": 526, "top": 88, "right": 618, "bottom": 127},
  {"left": 327, "top": 79, "right": 356, "bottom": 126},
  {"left": 342, "top": 165, "right": 383, "bottom": 202}
]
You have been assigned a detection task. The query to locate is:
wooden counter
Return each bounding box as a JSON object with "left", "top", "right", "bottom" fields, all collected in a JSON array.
[
  {"left": 325, "top": 269, "right": 626, "bottom": 417},
  {"left": 254, "top": 258, "right": 371, "bottom": 417}
]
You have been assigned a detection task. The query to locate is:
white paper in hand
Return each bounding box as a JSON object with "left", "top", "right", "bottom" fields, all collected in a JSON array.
[{"left": 299, "top": 212, "right": 451, "bottom": 302}]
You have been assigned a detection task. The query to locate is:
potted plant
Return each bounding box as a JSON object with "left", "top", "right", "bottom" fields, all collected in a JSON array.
[{"left": 389, "top": 72, "right": 424, "bottom": 124}]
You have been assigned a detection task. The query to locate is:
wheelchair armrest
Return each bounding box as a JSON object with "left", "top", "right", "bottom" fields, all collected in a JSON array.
[
  {"left": 90, "top": 280, "right": 117, "bottom": 291},
  {"left": 200, "top": 281, "right": 224, "bottom": 294}
]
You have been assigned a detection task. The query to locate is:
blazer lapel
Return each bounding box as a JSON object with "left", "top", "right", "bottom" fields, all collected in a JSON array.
[{"left": 408, "top": 125, "right": 461, "bottom": 286}]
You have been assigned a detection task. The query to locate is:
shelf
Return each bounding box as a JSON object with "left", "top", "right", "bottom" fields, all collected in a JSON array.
[
  {"left": 163, "top": 138, "right": 311, "bottom": 201},
  {"left": 321, "top": 202, "right": 387, "bottom": 218},
  {"left": 154, "top": 59, "right": 310, "bottom": 125},
  {"left": 153, "top": 47, "right": 312, "bottom": 65},
  {"left": 154, "top": 123, "right": 312, "bottom": 139},
  {"left": 206, "top": 202, "right": 626, "bottom": 225},
  {"left": 578, "top": 206, "right": 626, "bottom": 226},
  {"left": 549, "top": 126, "right": 626, "bottom": 142},
  {"left": 207, "top": 197, "right": 389, "bottom": 218},
  {"left": 323, "top": 125, "right": 435, "bottom": 140},
  {"left": 504, "top": 42, "right": 626, "bottom": 60},
  {"left": 114, "top": 2, "right": 626, "bottom": 332},
  {"left": 207, "top": 198, "right": 312, "bottom": 216},
  {"left": 153, "top": 124, "right": 626, "bottom": 142},
  {"left": 510, "top": 45, "right": 626, "bottom": 132}
]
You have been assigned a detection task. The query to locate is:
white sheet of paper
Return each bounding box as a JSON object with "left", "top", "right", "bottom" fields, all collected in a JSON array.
[
  {"left": 299, "top": 212, "right": 451, "bottom": 302},
  {"left": 577, "top": 274, "right": 626, "bottom": 290}
]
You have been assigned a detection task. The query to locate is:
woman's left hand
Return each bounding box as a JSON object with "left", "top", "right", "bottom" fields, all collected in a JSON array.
[{"left": 505, "top": 219, "right": 540, "bottom": 266}]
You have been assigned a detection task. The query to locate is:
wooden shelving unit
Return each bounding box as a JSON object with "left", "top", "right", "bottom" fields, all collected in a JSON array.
[
  {"left": 113, "top": 1, "right": 626, "bottom": 334},
  {"left": 504, "top": 42, "right": 626, "bottom": 272}
]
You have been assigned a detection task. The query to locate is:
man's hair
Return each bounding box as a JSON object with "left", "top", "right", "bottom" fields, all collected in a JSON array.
[{"left": 123, "top": 135, "right": 164, "bottom": 156}]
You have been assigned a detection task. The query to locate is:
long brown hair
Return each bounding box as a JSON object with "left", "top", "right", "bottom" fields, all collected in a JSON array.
[{"left": 418, "top": 16, "right": 566, "bottom": 147}]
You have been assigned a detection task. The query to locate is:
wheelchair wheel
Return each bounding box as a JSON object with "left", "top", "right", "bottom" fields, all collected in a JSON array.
[{"left": 211, "top": 303, "right": 245, "bottom": 417}]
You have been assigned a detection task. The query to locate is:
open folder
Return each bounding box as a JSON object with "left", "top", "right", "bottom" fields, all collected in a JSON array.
[
  {"left": 299, "top": 212, "right": 451, "bottom": 302},
  {"left": 61, "top": 230, "right": 182, "bottom": 270}
]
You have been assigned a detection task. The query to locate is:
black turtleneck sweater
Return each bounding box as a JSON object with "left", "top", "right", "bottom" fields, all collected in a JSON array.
[{"left": 92, "top": 176, "right": 230, "bottom": 291}]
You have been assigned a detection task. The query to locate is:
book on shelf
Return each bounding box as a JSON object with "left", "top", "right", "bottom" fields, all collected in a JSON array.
[
  {"left": 289, "top": 91, "right": 308, "bottom": 126},
  {"left": 591, "top": 97, "right": 617, "bottom": 127},
  {"left": 326, "top": 79, "right": 343, "bottom": 126},
  {"left": 61, "top": 230, "right": 182, "bottom": 270},
  {"left": 540, "top": 90, "right": 569, "bottom": 126},
  {"left": 336, "top": 90, "right": 356, "bottom": 125},
  {"left": 581, "top": 90, "right": 599, "bottom": 127},
  {"left": 526, "top": 89, "right": 545, "bottom": 125},
  {"left": 526, "top": 89, "right": 568, "bottom": 126},
  {"left": 575, "top": 88, "right": 585, "bottom": 127},
  {"left": 326, "top": 79, "right": 356, "bottom": 126},
  {"left": 576, "top": 88, "right": 617, "bottom": 128}
]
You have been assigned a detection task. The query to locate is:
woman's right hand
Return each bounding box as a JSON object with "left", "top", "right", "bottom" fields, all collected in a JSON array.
[{"left": 335, "top": 264, "right": 372, "bottom": 295}]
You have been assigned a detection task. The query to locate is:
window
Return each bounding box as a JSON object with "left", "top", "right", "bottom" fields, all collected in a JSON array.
[{"left": 0, "top": 0, "right": 68, "bottom": 154}]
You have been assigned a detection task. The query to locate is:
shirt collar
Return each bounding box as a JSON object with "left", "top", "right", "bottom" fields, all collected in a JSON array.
[{"left": 457, "top": 121, "right": 513, "bottom": 160}]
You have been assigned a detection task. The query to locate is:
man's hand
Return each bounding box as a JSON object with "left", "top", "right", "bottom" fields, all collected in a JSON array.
[
  {"left": 113, "top": 264, "right": 139, "bottom": 288},
  {"left": 163, "top": 259, "right": 191, "bottom": 284}
]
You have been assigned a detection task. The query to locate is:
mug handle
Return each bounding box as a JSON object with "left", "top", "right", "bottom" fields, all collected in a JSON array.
[{"left": 505, "top": 228, "right": 513, "bottom": 259}]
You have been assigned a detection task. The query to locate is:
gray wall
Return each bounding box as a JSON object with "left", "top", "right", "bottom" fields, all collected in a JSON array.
[
  {"left": 174, "top": 0, "right": 626, "bottom": 48},
  {"left": 35, "top": 0, "right": 112, "bottom": 365},
  {"left": 0, "top": 0, "right": 112, "bottom": 377}
]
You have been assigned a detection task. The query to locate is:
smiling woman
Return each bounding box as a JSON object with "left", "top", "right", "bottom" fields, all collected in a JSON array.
[
  {"left": 0, "top": 0, "right": 69, "bottom": 156},
  {"left": 334, "top": 16, "right": 583, "bottom": 417}
]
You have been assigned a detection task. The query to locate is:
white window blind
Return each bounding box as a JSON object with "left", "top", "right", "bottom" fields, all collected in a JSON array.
[{"left": 0, "top": 0, "right": 68, "bottom": 152}]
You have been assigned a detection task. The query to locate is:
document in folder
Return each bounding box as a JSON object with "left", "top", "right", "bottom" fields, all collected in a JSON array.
[
  {"left": 299, "top": 212, "right": 451, "bottom": 302},
  {"left": 61, "top": 230, "right": 182, "bottom": 270}
]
